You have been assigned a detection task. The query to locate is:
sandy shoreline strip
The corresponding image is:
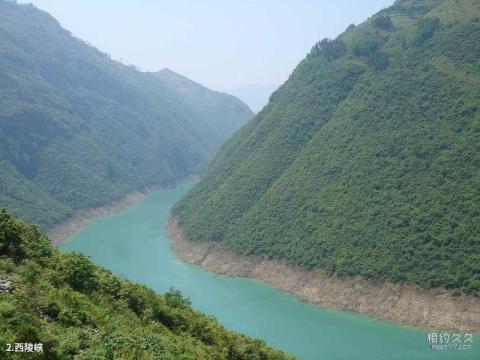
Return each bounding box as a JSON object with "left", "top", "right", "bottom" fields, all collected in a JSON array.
[
  {"left": 167, "top": 216, "right": 480, "bottom": 333},
  {"left": 47, "top": 190, "right": 150, "bottom": 246}
]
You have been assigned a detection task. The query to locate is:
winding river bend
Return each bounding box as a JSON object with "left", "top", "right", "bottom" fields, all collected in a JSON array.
[{"left": 60, "top": 182, "right": 478, "bottom": 360}]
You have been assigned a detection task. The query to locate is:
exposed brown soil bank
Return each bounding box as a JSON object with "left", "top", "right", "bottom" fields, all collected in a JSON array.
[{"left": 167, "top": 217, "right": 480, "bottom": 333}]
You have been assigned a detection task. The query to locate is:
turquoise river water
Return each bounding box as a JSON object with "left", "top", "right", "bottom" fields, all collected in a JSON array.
[{"left": 61, "top": 182, "right": 478, "bottom": 360}]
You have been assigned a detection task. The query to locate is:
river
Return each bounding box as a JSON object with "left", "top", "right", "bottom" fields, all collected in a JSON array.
[{"left": 60, "top": 182, "right": 478, "bottom": 360}]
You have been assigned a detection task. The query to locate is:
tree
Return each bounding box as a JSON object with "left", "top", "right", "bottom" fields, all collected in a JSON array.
[
  {"left": 413, "top": 17, "right": 441, "bottom": 46},
  {"left": 164, "top": 288, "right": 191, "bottom": 308},
  {"left": 60, "top": 252, "right": 98, "bottom": 293},
  {"left": 373, "top": 15, "right": 393, "bottom": 30},
  {"left": 311, "top": 38, "right": 346, "bottom": 59},
  {"left": 0, "top": 209, "right": 22, "bottom": 259}
]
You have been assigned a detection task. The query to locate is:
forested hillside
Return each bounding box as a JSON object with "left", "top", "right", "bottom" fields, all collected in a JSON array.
[
  {"left": 173, "top": 0, "right": 480, "bottom": 295},
  {"left": 0, "top": 210, "right": 291, "bottom": 359},
  {"left": 0, "top": 0, "right": 253, "bottom": 229}
]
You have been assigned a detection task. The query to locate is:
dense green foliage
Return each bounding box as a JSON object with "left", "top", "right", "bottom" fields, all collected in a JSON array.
[
  {"left": 0, "top": 210, "right": 291, "bottom": 359},
  {"left": 174, "top": 0, "right": 480, "bottom": 295},
  {"left": 0, "top": 1, "right": 253, "bottom": 229}
]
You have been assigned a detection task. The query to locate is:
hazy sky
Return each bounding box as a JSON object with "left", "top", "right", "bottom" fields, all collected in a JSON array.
[{"left": 20, "top": 0, "right": 394, "bottom": 91}]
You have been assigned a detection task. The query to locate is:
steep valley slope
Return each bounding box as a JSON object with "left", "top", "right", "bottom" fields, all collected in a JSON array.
[
  {"left": 173, "top": 0, "right": 480, "bottom": 310},
  {"left": 0, "top": 0, "right": 253, "bottom": 230}
]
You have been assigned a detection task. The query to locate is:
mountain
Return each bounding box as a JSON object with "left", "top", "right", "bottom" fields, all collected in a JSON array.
[
  {"left": 155, "top": 69, "right": 253, "bottom": 139},
  {"left": 0, "top": 1, "right": 253, "bottom": 230},
  {"left": 0, "top": 210, "right": 291, "bottom": 359},
  {"left": 227, "top": 84, "right": 279, "bottom": 113},
  {"left": 173, "top": 0, "right": 480, "bottom": 296}
]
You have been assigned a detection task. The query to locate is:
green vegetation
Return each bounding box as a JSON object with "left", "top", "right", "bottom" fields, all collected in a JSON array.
[
  {"left": 0, "top": 0, "right": 253, "bottom": 230},
  {"left": 0, "top": 209, "right": 291, "bottom": 359},
  {"left": 173, "top": 0, "right": 480, "bottom": 295}
]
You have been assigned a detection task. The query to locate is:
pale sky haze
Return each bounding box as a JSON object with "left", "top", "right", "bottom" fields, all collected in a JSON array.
[{"left": 19, "top": 0, "right": 394, "bottom": 92}]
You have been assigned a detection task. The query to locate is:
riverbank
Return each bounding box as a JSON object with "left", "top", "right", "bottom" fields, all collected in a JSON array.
[
  {"left": 47, "top": 191, "right": 149, "bottom": 246},
  {"left": 48, "top": 175, "right": 202, "bottom": 246},
  {"left": 167, "top": 217, "right": 480, "bottom": 333}
]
